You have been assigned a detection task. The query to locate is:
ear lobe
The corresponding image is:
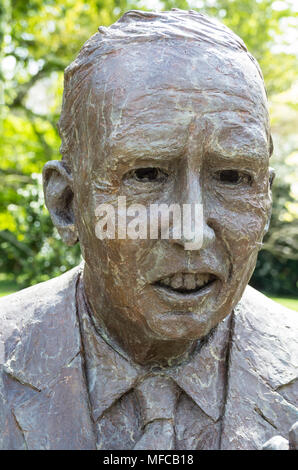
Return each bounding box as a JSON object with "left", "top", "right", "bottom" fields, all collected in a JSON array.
[
  {"left": 269, "top": 167, "right": 275, "bottom": 189},
  {"left": 43, "top": 160, "right": 79, "bottom": 246}
]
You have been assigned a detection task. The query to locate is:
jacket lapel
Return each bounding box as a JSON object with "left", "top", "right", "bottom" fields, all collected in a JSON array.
[
  {"left": 3, "top": 266, "right": 97, "bottom": 449},
  {"left": 169, "top": 312, "right": 232, "bottom": 422},
  {"left": 221, "top": 286, "right": 298, "bottom": 450}
]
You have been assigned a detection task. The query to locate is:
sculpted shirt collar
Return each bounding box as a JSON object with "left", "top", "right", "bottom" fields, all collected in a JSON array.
[{"left": 77, "top": 273, "right": 232, "bottom": 424}]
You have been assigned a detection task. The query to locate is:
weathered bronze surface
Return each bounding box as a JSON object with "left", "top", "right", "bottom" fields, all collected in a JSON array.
[{"left": 0, "top": 9, "right": 297, "bottom": 450}]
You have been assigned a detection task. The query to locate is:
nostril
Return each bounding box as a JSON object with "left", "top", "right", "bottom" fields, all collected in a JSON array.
[
  {"left": 169, "top": 222, "right": 215, "bottom": 250},
  {"left": 204, "top": 223, "right": 216, "bottom": 244}
]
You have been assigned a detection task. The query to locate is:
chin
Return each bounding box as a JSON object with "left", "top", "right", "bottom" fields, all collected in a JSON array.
[{"left": 146, "top": 310, "right": 219, "bottom": 342}]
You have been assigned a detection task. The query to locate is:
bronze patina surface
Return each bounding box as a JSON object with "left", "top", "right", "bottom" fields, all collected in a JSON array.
[{"left": 0, "top": 9, "right": 297, "bottom": 450}]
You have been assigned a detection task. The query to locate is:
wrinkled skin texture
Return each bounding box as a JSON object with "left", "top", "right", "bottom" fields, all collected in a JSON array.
[
  {"left": 71, "top": 40, "right": 272, "bottom": 365},
  {"left": 3, "top": 11, "right": 298, "bottom": 452}
]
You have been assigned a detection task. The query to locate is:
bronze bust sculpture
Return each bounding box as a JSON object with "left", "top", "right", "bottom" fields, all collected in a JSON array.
[{"left": 0, "top": 9, "right": 297, "bottom": 450}]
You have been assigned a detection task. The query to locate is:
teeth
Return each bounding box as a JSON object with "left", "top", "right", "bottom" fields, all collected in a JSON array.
[
  {"left": 184, "top": 273, "right": 196, "bottom": 290},
  {"left": 158, "top": 273, "right": 214, "bottom": 291},
  {"left": 170, "top": 273, "right": 183, "bottom": 289},
  {"left": 196, "top": 274, "right": 209, "bottom": 287}
]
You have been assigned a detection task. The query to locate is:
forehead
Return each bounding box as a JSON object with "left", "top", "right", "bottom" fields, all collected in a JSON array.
[{"left": 83, "top": 40, "right": 269, "bottom": 165}]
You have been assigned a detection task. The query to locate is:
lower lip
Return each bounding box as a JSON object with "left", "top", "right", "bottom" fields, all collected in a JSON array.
[{"left": 152, "top": 279, "right": 219, "bottom": 305}]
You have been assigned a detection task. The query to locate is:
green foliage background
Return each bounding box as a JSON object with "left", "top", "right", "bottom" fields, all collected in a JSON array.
[{"left": 1, "top": 0, "right": 297, "bottom": 295}]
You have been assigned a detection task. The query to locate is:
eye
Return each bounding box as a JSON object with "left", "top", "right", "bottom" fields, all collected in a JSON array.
[
  {"left": 125, "top": 167, "right": 168, "bottom": 183},
  {"left": 215, "top": 170, "right": 252, "bottom": 186}
]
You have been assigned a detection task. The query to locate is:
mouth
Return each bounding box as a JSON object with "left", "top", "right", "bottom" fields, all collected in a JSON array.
[{"left": 153, "top": 272, "right": 218, "bottom": 296}]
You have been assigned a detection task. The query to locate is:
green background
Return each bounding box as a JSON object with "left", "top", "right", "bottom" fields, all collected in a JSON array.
[{"left": 0, "top": 0, "right": 297, "bottom": 310}]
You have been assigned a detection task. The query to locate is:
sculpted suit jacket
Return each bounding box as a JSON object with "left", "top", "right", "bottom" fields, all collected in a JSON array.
[{"left": 0, "top": 265, "right": 297, "bottom": 450}]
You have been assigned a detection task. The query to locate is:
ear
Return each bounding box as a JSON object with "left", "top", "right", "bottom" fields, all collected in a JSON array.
[
  {"left": 269, "top": 134, "right": 274, "bottom": 157},
  {"left": 43, "top": 160, "right": 79, "bottom": 246},
  {"left": 263, "top": 167, "right": 276, "bottom": 235},
  {"left": 269, "top": 166, "right": 275, "bottom": 189}
]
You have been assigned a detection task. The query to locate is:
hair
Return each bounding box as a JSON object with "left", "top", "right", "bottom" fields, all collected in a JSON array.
[{"left": 58, "top": 9, "right": 268, "bottom": 169}]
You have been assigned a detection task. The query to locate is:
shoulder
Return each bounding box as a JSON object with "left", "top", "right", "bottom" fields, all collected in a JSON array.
[
  {"left": 221, "top": 286, "right": 298, "bottom": 449},
  {"left": 234, "top": 285, "right": 298, "bottom": 391},
  {"left": 0, "top": 265, "right": 83, "bottom": 449},
  {"left": 0, "top": 265, "right": 81, "bottom": 364}
]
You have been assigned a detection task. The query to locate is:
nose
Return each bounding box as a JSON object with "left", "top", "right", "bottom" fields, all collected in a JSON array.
[{"left": 169, "top": 166, "right": 215, "bottom": 251}]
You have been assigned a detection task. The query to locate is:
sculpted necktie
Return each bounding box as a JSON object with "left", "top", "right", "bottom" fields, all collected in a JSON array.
[{"left": 133, "top": 375, "right": 180, "bottom": 450}]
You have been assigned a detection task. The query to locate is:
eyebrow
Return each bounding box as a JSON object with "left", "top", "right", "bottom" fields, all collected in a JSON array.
[
  {"left": 208, "top": 148, "right": 270, "bottom": 163},
  {"left": 107, "top": 143, "right": 185, "bottom": 164}
]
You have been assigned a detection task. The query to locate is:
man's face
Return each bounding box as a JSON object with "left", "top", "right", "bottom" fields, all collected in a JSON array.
[{"left": 73, "top": 41, "right": 271, "bottom": 343}]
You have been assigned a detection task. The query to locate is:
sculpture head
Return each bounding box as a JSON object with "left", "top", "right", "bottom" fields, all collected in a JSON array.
[{"left": 43, "top": 10, "right": 274, "bottom": 364}]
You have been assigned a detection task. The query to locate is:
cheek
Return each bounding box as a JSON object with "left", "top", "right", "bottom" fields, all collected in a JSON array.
[
  {"left": 207, "top": 192, "right": 270, "bottom": 261},
  {"left": 97, "top": 239, "right": 156, "bottom": 325},
  {"left": 226, "top": 213, "right": 265, "bottom": 260},
  {"left": 92, "top": 238, "right": 149, "bottom": 291},
  {"left": 73, "top": 188, "right": 96, "bottom": 248}
]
